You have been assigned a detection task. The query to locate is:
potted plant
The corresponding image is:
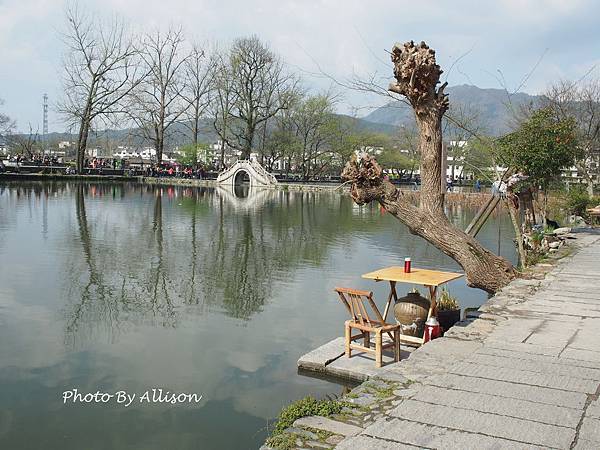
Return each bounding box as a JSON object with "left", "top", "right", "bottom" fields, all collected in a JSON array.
[{"left": 436, "top": 288, "right": 460, "bottom": 334}]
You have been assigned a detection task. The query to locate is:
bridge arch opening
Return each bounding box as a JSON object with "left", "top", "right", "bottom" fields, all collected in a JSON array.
[{"left": 233, "top": 169, "right": 250, "bottom": 186}]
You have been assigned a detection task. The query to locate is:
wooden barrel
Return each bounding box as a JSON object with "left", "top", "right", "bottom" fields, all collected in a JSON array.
[{"left": 394, "top": 292, "right": 430, "bottom": 337}]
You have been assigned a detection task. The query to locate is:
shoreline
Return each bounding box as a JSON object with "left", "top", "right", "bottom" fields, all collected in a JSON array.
[{"left": 0, "top": 173, "right": 498, "bottom": 206}]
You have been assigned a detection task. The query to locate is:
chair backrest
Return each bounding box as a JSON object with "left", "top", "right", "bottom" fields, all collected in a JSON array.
[{"left": 335, "top": 287, "right": 386, "bottom": 327}]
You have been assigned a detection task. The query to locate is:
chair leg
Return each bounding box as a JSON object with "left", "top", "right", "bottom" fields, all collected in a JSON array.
[
  {"left": 375, "top": 330, "right": 382, "bottom": 368},
  {"left": 363, "top": 331, "right": 370, "bottom": 349},
  {"left": 394, "top": 329, "right": 400, "bottom": 362},
  {"left": 345, "top": 322, "right": 351, "bottom": 358}
]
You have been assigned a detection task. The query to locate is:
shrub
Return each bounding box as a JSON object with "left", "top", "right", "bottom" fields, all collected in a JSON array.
[{"left": 566, "top": 187, "right": 597, "bottom": 218}]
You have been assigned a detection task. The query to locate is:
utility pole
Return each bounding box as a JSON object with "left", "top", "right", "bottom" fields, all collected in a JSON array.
[{"left": 43, "top": 93, "right": 49, "bottom": 156}]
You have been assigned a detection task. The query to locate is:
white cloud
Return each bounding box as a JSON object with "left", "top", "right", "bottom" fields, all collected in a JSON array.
[{"left": 0, "top": 0, "right": 598, "bottom": 131}]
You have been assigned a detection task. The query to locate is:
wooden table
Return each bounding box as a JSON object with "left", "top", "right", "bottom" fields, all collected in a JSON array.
[{"left": 362, "top": 266, "right": 463, "bottom": 345}]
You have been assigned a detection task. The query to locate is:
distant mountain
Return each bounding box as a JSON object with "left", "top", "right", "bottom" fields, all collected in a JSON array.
[
  {"left": 362, "top": 84, "right": 544, "bottom": 136},
  {"left": 34, "top": 114, "right": 398, "bottom": 147}
]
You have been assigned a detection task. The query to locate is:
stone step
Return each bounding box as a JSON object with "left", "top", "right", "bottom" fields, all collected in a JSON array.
[{"left": 293, "top": 416, "right": 362, "bottom": 437}]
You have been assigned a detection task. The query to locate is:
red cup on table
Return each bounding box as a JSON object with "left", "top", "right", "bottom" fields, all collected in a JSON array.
[{"left": 404, "top": 257, "right": 411, "bottom": 273}]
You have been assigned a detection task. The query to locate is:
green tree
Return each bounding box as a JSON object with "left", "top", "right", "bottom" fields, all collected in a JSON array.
[
  {"left": 499, "top": 107, "right": 578, "bottom": 189},
  {"left": 377, "top": 148, "right": 413, "bottom": 178},
  {"left": 177, "top": 143, "right": 208, "bottom": 166}
]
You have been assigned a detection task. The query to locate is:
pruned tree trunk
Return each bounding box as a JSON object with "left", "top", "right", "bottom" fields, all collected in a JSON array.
[{"left": 342, "top": 41, "right": 516, "bottom": 293}]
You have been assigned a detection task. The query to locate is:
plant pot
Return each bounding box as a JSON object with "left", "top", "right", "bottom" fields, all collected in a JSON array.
[{"left": 437, "top": 309, "right": 461, "bottom": 334}]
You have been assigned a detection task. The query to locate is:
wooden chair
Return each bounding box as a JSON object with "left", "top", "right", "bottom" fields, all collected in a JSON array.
[{"left": 335, "top": 287, "right": 401, "bottom": 368}]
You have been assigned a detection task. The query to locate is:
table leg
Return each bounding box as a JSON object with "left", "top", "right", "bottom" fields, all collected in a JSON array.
[
  {"left": 382, "top": 281, "right": 397, "bottom": 322},
  {"left": 427, "top": 285, "right": 438, "bottom": 318}
]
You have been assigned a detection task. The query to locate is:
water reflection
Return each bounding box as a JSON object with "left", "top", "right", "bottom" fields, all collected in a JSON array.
[
  {"left": 0, "top": 180, "right": 516, "bottom": 450},
  {"left": 57, "top": 182, "right": 515, "bottom": 345}
]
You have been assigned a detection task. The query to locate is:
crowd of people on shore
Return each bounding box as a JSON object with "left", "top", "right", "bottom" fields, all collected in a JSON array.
[
  {"left": 0, "top": 153, "right": 211, "bottom": 179},
  {"left": 2, "top": 153, "right": 61, "bottom": 166},
  {"left": 143, "top": 165, "right": 206, "bottom": 179}
]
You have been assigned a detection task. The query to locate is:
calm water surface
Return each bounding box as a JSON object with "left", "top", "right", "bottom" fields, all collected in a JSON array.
[{"left": 0, "top": 181, "right": 516, "bottom": 449}]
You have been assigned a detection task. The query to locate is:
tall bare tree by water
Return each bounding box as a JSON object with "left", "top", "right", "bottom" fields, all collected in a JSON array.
[
  {"left": 59, "top": 6, "right": 144, "bottom": 173},
  {"left": 343, "top": 41, "right": 516, "bottom": 293},
  {"left": 181, "top": 43, "right": 216, "bottom": 147},
  {"left": 211, "top": 51, "right": 235, "bottom": 168},
  {"left": 128, "top": 27, "right": 189, "bottom": 163},
  {"left": 219, "top": 36, "right": 299, "bottom": 160}
]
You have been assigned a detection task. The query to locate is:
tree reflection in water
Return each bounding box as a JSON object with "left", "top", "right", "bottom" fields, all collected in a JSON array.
[{"left": 54, "top": 182, "right": 385, "bottom": 344}]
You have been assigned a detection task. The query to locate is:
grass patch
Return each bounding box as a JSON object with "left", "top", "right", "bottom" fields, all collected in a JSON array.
[
  {"left": 266, "top": 396, "right": 349, "bottom": 448},
  {"left": 265, "top": 432, "right": 297, "bottom": 450},
  {"left": 305, "top": 426, "right": 334, "bottom": 440},
  {"left": 374, "top": 386, "right": 395, "bottom": 399}
]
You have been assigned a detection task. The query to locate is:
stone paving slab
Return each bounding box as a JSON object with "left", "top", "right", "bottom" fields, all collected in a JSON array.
[
  {"left": 297, "top": 337, "right": 345, "bottom": 371},
  {"left": 389, "top": 400, "right": 576, "bottom": 448},
  {"left": 535, "top": 295, "right": 600, "bottom": 305},
  {"left": 410, "top": 384, "right": 581, "bottom": 427},
  {"left": 476, "top": 346, "right": 600, "bottom": 370},
  {"left": 297, "top": 336, "right": 415, "bottom": 382},
  {"left": 448, "top": 361, "right": 598, "bottom": 393},
  {"left": 425, "top": 372, "right": 588, "bottom": 409},
  {"left": 363, "top": 418, "right": 550, "bottom": 449},
  {"left": 561, "top": 347, "right": 600, "bottom": 363},
  {"left": 467, "top": 352, "right": 600, "bottom": 380},
  {"left": 585, "top": 399, "right": 600, "bottom": 419},
  {"left": 574, "top": 438, "right": 600, "bottom": 450},
  {"left": 335, "top": 435, "right": 421, "bottom": 450},
  {"left": 293, "top": 416, "right": 362, "bottom": 437},
  {"left": 325, "top": 352, "right": 396, "bottom": 382},
  {"left": 577, "top": 417, "right": 600, "bottom": 443},
  {"left": 482, "top": 340, "right": 564, "bottom": 356}
]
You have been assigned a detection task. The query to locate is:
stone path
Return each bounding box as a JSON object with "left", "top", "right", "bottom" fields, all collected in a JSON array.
[{"left": 334, "top": 230, "right": 600, "bottom": 449}]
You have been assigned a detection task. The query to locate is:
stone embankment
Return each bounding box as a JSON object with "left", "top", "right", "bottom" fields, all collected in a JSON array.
[{"left": 264, "top": 229, "right": 600, "bottom": 449}]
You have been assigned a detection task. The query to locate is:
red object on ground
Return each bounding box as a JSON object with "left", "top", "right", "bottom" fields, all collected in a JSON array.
[
  {"left": 404, "top": 257, "right": 411, "bottom": 273},
  {"left": 423, "top": 316, "right": 441, "bottom": 343}
]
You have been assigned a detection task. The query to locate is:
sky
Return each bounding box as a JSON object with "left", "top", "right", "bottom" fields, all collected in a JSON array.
[{"left": 0, "top": 0, "right": 599, "bottom": 133}]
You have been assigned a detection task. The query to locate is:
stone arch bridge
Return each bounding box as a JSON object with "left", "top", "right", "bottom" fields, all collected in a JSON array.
[{"left": 216, "top": 160, "right": 278, "bottom": 187}]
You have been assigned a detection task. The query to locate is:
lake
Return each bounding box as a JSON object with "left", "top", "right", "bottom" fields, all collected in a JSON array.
[{"left": 0, "top": 181, "right": 516, "bottom": 449}]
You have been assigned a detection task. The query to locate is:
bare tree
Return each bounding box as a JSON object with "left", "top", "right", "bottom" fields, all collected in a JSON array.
[
  {"left": 545, "top": 78, "right": 600, "bottom": 195},
  {"left": 211, "top": 51, "right": 236, "bottom": 168},
  {"left": 10, "top": 125, "right": 40, "bottom": 159},
  {"left": 0, "top": 98, "right": 15, "bottom": 140},
  {"left": 343, "top": 41, "right": 516, "bottom": 293},
  {"left": 128, "top": 27, "right": 189, "bottom": 163},
  {"left": 59, "top": 5, "right": 144, "bottom": 173},
  {"left": 220, "top": 36, "right": 299, "bottom": 160},
  {"left": 181, "top": 43, "right": 216, "bottom": 147}
]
